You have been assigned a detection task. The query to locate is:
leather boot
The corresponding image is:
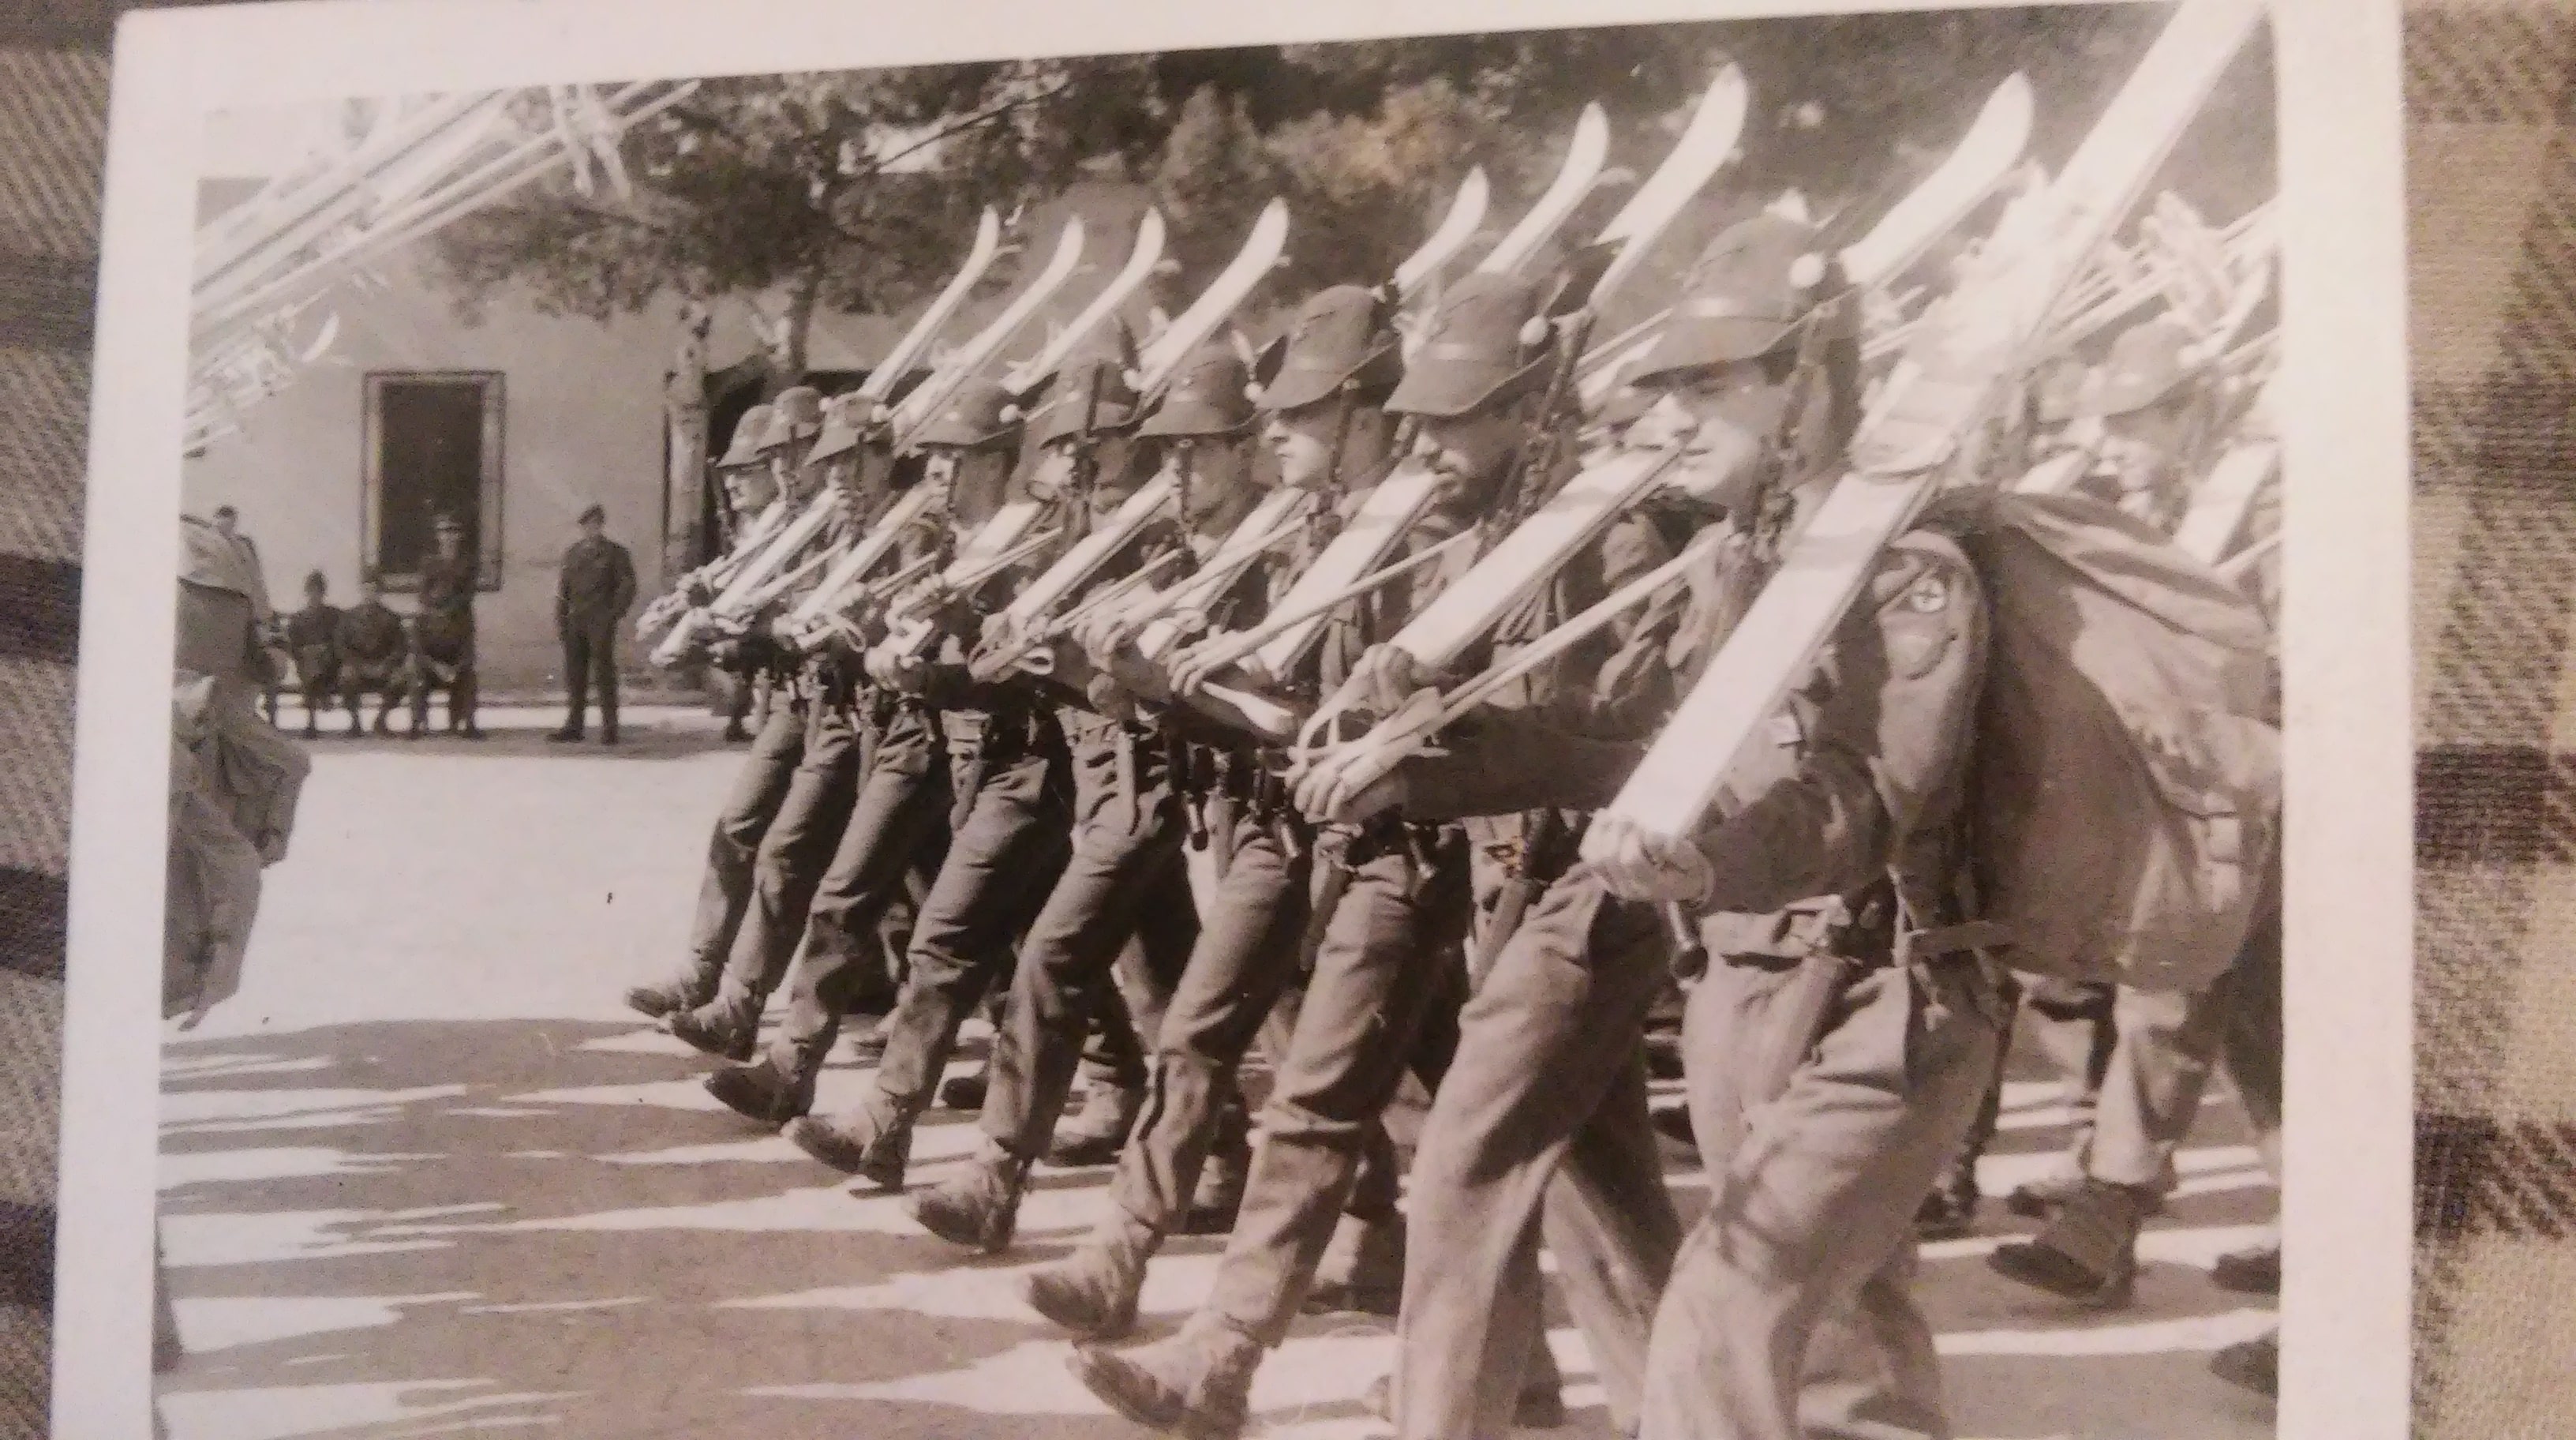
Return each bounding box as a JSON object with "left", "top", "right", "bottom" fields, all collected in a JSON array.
[
  {"left": 1046, "top": 1082, "right": 1143, "bottom": 1168},
  {"left": 624, "top": 969, "right": 714, "bottom": 1022},
  {"left": 905, "top": 1142, "right": 1032, "bottom": 1254},
  {"left": 704, "top": 1044, "right": 820, "bottom": 1127},
  {"left": 938, "top": 1061, "right": 990, "bottom": 1112},
  {"left": 1301, "top": 1210, "right": 1404, "bottom": 1316},
  {"left": 1021, "top": 1208, "right": 1159, "bottom": 1340},
  {"left": 666, "top": 993, "right": 758, "bottom": 1062},
  {"left": 1988, "top": 1177, "right": 2151, "bottom": 1307},
  {"left": 2004, "top": 1163, "right": 2091, "bottom": 1219},
  {"left": 1069, "top": 1313, "right": 1263, "bottom": 1440},
  {"left": 1179, "top": 1116, "right": 1249, "bottom": 1236},
  {"left": 1915, "top": 1159, "right": 1980, "bottom": 1241},
  {"left": 784, "top": 1089, "right": 913, "bottom": 1191},
  {"left": 2210, "top": 1329, "right": 2278, "bottom": 1397}
]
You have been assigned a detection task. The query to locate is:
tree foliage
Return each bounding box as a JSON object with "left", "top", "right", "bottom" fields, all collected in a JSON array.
[{"left": 423, "top": 7, "right": 2273, "bottom": 376}]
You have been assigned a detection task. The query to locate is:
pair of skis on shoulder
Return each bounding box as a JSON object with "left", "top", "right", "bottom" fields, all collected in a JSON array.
[
  {"left": 1277, "top": 64, "right": 2042, "bottom": 803},
  {"left": 1585, "top": 0, "right": 2271, "bottom": 868}
]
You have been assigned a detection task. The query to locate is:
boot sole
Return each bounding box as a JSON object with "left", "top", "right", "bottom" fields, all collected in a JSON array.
[
  {"left": 1022, "top": 1277, "right": 1136, "bottom": 1341},
  {"left": 1065, "top": 1349, "right": 1243, "bottom": 1440},
  {"left": 1986, "top": 1242, "right": 2136, "bottom": 1308},
  {"left": 907, "top": 1201, "right": 1013, "bottom": 1255}
]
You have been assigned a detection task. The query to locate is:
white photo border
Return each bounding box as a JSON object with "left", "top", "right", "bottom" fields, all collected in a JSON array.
[{"left": 65, "top": 0, "right": 2410, "bottom": 1435}]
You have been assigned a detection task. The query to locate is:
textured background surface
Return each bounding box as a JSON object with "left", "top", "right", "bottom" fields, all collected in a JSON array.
[{"left": 0, "top": 0, "right": 2547, "bottom": 1434}]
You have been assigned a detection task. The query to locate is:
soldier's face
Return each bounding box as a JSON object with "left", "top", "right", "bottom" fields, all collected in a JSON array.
[
  {"left": 212, "top": 512, "right": 237, "bottom": 538},
  {"left": 1026, "top": 443, "right": 1080, "bottom": 504},
  {"left": 1178, "top": 439, "right": 1259, "bottom": 526},
  {"left": 1415, "top": 404, "right": 1520, "bottom": 512},
  {"left": 436, "top": 531, "right": 461, "bottom": 558},
  {"left": 1264, "top": 400, "right": 1345, "bottom": 492},
  {"left": 2095, "top": 400, "right": 2190, "bottom": 495}
]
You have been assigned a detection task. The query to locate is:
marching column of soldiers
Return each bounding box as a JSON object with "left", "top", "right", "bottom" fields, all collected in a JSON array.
[{"left": 624, "top": 33, "right": 2283, "bottom": 1439}]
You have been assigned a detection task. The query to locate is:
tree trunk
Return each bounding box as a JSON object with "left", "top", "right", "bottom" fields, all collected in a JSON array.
[
  {"left": 773, "top": 263, "right": 823, "bottom": 384},
  {"left": 663, "top": 299, "right": 713, "bottom": 591}
]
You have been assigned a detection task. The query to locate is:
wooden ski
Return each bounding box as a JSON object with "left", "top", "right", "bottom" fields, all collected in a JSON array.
[
  {"left": 1395, "top": 168, "right": 1492, "bottom": 298},
  {"left": 1134, "top": 199, "right": 1290, "bottom": 396},
  {"left": 889, "top": 216, "right": 1088, "bottom": 449},
  {"left": 1585, "top": 0, "right": 2269, "bottom": 860},
  {"left": 864, "top": 207, "right": 1005, "bottom": 404},
  {"left": 1473, "top": 107, "right": 1610, "bottom": 279},
  {"left": 1004, "top": 208, "right": 1168, "bottom": 395}
]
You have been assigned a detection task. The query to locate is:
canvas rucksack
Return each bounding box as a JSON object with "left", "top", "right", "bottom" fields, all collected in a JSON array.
[{"left": 1948, "top": 489, "right": 2280, "bottom": 994}]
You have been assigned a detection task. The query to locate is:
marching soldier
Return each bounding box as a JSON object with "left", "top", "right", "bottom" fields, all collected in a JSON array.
[
  {"left": 897, "top": 328, "right": 1215, "bottom": 1250},
  {"left": 336, "top": 573, "right": 409, "bottom": 736},
  {"left": 665, "top": 388, "right": 873, "bottom": 1059},
  {"left": 1073, "top": 271, "right": 1694, "bottom": 1437},
  {"left": 2063, "top": 315, "right": 2206, "bottom": 531},
  {"left": 694, "top": 388, "right": 961, "bottom": 1117},
  {"left": 624, "top": 392, "right": 822, "bottom": 1022},
  {"left": 782, "top": 375, "right": 1080, "bottom": 1191},
  {"left": 1341, "top": 213, "right": 1861, "bottom": 1440},
  {"left": 410, "top": 512, "right": 484, "bottom": 739},
  {"left": 1563, "top": 320, "right": 2010, "bottom": 1436}
]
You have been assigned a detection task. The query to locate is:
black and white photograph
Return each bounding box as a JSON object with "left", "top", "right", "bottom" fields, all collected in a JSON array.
[{"left": 54, "top": 0, "right": 2410, "bottom": 1436}]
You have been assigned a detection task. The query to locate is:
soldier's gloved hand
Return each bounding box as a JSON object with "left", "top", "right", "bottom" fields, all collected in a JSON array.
[
  {"left": 1345, "top": 643, "right": 1421, "bottom": 721},
  {"left": 1587, "top": 816, "right": 1716, "bottom": 906},
  {"left": 1296, "top": 747, "right": 1406, "bottom": 826}
]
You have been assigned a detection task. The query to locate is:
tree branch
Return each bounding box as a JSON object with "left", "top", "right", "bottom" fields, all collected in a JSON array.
[{"left": 850, "top": 77, "right": 1073, "bottom": 182}]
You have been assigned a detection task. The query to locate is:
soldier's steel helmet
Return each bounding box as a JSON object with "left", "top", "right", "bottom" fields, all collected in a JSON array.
[
  {"left": 807, "top": 392, "right": 871, "bottom": 463},
  {"left": 2074, "top": 317, "right": 2194, "bottom": 418},
  {"left": 758, "top": 385, "right": 826, "bottom": 453},
  {"left": 1385, "top": 272, "right": 1551, "bottom": 419},
  {"left": 913, "top": 376, "right": 1024, "bottom": 451},
  {"left": 1018, "top": 321, "right": 1141, "bottom": 449},
  {"left": 1256, "top": 285, "right": 1402, "bottom": 413},
  {"left": 1632, "top": 212, "right": 1825, "bottom": 387},
  {"left": 718, "top": 403, "right": 775, "bottom": 469},
  {"left": 1138, "top": 339, "right": 1256, "bottom": 440}
]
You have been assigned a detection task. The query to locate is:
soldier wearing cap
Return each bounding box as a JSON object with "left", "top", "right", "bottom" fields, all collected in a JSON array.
[
  {"left": 2066, "top": 316, "right": 2205, "bottom": 531},
  {"left": 1464, "top": 212, "right": 2002, "bottom": 1440},
  {"left": 666, "top": 388, "right": 912, "bottom": 1062},
  {"left": 687, "top": 387, "right": 958, "bottom": 1108},
  {"left": 896, "top": 333, "right": 1247, "bottom": 1253},
  {"left": 336, "top": 572, "right": 410, "bottom": 736},
  {"left": 623, "top": 389, "right": 829, "bottom": 1023},
  {"left": 1265, "top": 218, "right": 1847, "bottom": 1440},
  {"left": 409, "top": 512, "right": 483, "bottom": 739},
  {"left": 784, "top": 373, "right": 1082, "bottom": 1191},
  {"left": 550, "top": 504, "right": 637, "bottom": 745},
  {"left": 280, "top": 570, "right": 343, "bottom": 739},
  {"left": 1078, "top": 272, "right": 1689, "bottom": 1438}
]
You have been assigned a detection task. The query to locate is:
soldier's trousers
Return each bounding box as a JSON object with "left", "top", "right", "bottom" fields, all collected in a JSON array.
[
  {"left": 980, "top": 728, "right": 1198, "bottom": 1161},
  {"left": 706, "top": 702, "right": 865, "bottom": 1018},
  {"left": 676, "top": 699, "right": 807, "bottom": 993},
  {"left": 2085, "top": 866, "right": 2286, "bottom": 1194},
  {"left": 1395, "top": 872, "right": 1681, "bottom": 1440},
  {"left": 758, "top": 703, "right": 949, "bottom": 1072},
  {"left": 865, "top": 726, "right": 1073, "bottom": 1112},
  {"left": 1637, "top": 953, "right": 2007, "bottom": 1440},
  {"left": 1199, "top": 823, "right": 1470, "bottom": 1347}
]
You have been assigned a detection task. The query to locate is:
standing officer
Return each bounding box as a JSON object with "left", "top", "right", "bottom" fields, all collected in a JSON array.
[
  {"left": 552, "top": 502, "right": 638, "bottom": 744},
  {"left": 623, "top": 388, "right": 823, "bottom": 1021},
  {"left": 410, "top": 512, "right": 483, "bottom": 739}
]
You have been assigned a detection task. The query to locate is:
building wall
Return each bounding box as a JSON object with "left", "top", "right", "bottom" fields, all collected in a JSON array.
[{"left": 184, "top": 260, "right": 681, "bottom": 692}]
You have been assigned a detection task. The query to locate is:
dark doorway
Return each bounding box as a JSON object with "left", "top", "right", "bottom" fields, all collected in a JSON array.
[{"left": 364, "top": 371, "right": 504, "bottom": 591}]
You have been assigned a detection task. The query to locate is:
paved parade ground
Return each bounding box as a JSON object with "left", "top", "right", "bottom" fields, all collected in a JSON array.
[{"left": 155, "top": 705, "right": 2282, "bottom": 1440}]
